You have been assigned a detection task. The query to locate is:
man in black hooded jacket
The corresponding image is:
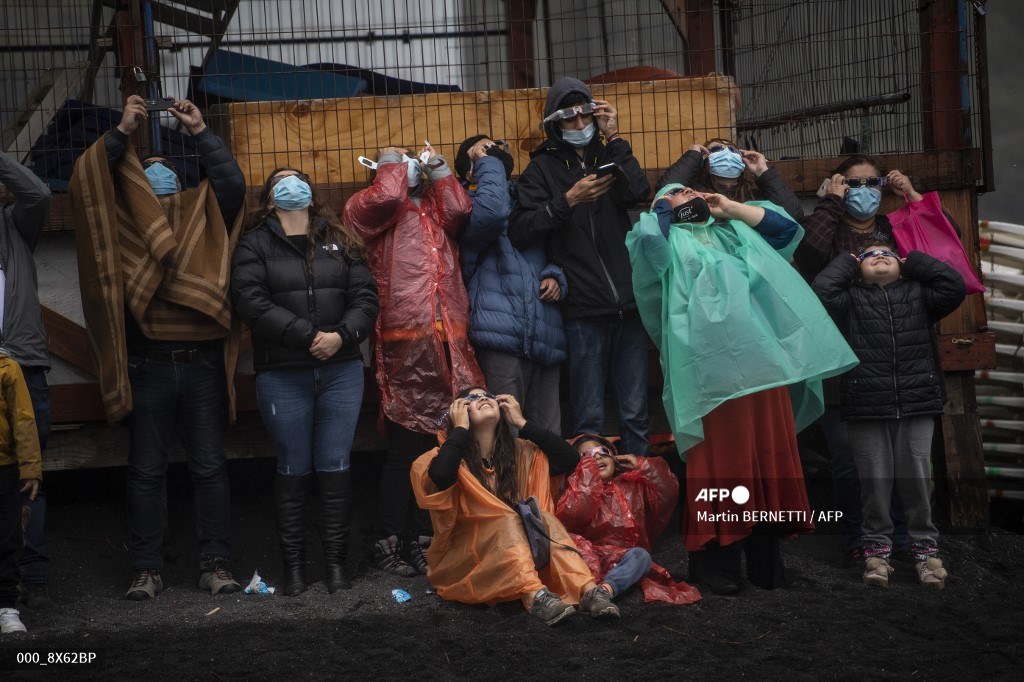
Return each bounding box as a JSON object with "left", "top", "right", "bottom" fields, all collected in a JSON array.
[{"left": 510, "top": 77, "right": 651, "bottom": 456}]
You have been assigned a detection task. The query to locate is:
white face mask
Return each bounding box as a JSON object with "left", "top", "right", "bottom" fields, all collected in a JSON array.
[
  {"left": 402, "top": 154, "right": 422, "bottom": 187},
  {"left": 561, "top": 122, "right": 596, "bottom": 148}
]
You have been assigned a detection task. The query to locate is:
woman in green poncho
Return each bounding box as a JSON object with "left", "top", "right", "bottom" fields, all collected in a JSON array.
[{"left": 626, "top": 184, "right": 858, "bottom": 595}]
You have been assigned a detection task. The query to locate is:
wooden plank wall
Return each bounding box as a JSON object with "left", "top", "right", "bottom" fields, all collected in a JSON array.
[{"left": 210, "top": 76, "right": 736, "bottom": 189}]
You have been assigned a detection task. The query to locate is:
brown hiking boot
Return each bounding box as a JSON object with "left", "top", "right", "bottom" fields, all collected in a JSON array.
[
  {"left": 199, "top": 558, "right": 242, "bottom": 595},
  {"left": 126, "top": 570, "right": 163, "bottom": 601}
]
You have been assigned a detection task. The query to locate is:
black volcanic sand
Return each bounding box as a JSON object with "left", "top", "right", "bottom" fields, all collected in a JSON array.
[{"left": 1, "top": 453, "right": 1021, "bottom": 681}]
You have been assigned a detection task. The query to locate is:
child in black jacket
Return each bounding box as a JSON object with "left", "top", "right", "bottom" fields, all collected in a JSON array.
[{"left": 813, "top": 244, "right": 966, "bottom": 589}]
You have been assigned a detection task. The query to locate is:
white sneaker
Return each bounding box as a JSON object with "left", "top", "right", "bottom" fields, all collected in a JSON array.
[{"left": 0, "top": 607, "right": 27, "bottom": 634}]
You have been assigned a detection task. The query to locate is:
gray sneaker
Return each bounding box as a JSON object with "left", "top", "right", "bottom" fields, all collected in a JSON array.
[
  {"left": 125, "top": 570, "right": 163, "bottom": 601},
  {"left": 199, "top": 558, "right": 242, "bottom": 595},
  {"left": 579, "top": 585, "right": 620, "bottom": 619},
  {"left": 0, "top": 608, "right": 27, "bottom": 633},
  {"left": 528, "top": 588, "right": 575, "bottom": 626}
]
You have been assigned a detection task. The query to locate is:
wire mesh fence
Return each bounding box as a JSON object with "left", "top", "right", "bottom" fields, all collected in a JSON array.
[{"left": 0, "top": 0, "right": 991, "bottom": 221}]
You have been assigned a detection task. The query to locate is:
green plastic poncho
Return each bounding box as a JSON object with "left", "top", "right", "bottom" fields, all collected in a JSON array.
[{"left": 626, "top": 187, "right": 858, "bottom": 456}]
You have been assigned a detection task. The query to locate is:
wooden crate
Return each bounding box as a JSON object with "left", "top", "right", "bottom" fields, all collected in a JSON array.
[{"left": 210, "top": 76, "right": 737, "bottom": 187}]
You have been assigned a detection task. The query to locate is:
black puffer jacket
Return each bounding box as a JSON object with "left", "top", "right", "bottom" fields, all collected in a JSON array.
[
  {"left": 231, "top": 215, "right": 379, "bottom": 372},
  {"left": 509, "top": 77, "right": 651, "bottom": 319},
  {"left": 812, "top": 251, "right": 966, "bottom": 420}
]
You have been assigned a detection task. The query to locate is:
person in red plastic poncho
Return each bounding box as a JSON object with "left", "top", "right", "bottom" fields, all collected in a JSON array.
[
  {"left": 555, "top": 435, "right": 701, "bottom": 605},
  {"left": 344, "top": 144, "right": 485, "bottom": 577}
]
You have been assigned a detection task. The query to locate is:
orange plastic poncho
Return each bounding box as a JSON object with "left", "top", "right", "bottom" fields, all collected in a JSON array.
[
  {"left": 556, "top": 456, "right": 701, "bottom": 605},
  {"left": 343, "top": 162, "right": 484, "bottom": 433},
  {"left": 411, "top": 439, "right": 594, "bottom": 607}
]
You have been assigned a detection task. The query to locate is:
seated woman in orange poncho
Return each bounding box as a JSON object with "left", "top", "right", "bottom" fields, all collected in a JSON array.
[{"left": 410, "top": 387, "right": 620, "bottom": 626}]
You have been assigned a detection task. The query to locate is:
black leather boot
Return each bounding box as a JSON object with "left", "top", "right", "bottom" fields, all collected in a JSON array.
[
  {"left": 688, "top": 541, "right": 743, "bottom": 595},
  {"left": 275, "top": 474, "right": 310, "bottom": 597},
  {"left": 744, "top": 527, "right": 788, "bottom": 590},
  {"left": 318, "top": 470, "right": 352, "bottom": 592}
]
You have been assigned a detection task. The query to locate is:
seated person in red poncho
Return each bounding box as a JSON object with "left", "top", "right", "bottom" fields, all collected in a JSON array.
[{"left": 555, "top": 435, "right": 701, "bottom": 605}]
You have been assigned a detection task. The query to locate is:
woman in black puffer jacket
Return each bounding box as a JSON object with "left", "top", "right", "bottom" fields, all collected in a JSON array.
[
  {"left": 813, "top": 245, "right": 965, "bottom": 591},
  {"left": 231, "top": 168, "right": 378, "bottom": 597}
]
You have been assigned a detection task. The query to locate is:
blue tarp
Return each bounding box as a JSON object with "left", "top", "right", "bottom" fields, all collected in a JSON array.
[{"left": 192, "top": 49, "right": 368, "bottom": 102}]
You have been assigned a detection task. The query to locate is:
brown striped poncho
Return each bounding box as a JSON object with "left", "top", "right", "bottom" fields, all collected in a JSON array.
[{"left": 70, "top": 137, "right": 243, "bottom": 424}]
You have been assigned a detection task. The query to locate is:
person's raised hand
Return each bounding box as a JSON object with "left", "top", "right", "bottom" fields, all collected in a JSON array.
[
  {"left": 614, "top": 454, "right": 639, "bottom": 471},
  {"left": 704, "top": 193, "right": 734, "bottom": 219},
  {"left": 449, "top": 398, "right": 470, "bottom": 430},
  {"left": 169, "top": 99, "right": 206, "bottom": 136},
  {"left": 828, "top": 173, "right": 848, "bottom": 199},
  {"left": 689, "top": 144, "right": 710, "bottom": 157},
  {"left": 887, "top": 170, "right": 922, "bottom": 202},
  {"left": 741, "top": 149, "right": 769, "bottom": 177},
  {"left": 309, "top": 331, "right": 342, "bottom": 361},
  {"left": 565, "top": 174, "right": 614, "bottom": 207},
  {"left": 496, "top": 394, "right": 526, "bottom": 430},
  {"left": 538, "top": 277, "right": 561, "bottom": 302},
  {"left": 116, "top": 95, "right": 148, "bottom": 136},
  {"left": 592, "top": 99, "right": 619, "bottom": 137}
]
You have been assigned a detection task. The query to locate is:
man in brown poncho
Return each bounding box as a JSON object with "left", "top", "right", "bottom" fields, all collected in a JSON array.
[{"left": 70, "top": 95, "right": 246, "bottom": 601}]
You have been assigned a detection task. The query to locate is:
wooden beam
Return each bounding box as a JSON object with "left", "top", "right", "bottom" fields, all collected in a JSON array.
[
  {"left": 506, "top": 0, "right": 537, "bottom": 89},
  {"left": 934, "top": 374, "right": 991, "bottom": 536},
  {"left": 1, "top": 64, "right": 90, "bottom": 161},
  {"left": 685, "top": 0, "right": 716, "bottom": 75},
  {"left": 919, "top": 0, "right": 967, "bottom": 151},
  {"left": 41, "top": 306, "right": 96, "bottom": 376},
  {"left": 658, "top": 0, "right": 688, "bottom": 42}
]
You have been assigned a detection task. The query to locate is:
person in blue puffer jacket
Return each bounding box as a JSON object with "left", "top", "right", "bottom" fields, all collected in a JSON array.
[{"left": 455, "top": 135, "right": 568, "bottom": 435}]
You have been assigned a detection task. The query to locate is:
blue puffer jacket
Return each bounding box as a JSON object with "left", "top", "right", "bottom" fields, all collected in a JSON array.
[{"left": 461, "top": 155, "right": 568, "bottom": 367}]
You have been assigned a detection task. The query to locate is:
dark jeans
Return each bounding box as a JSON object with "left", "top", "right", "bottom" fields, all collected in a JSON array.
[
  {"left": 256, "top": 360, "right": 364, "bottom": 476},
  {"left": 602, "top": 547, "right": 652, "bottom": 598},
  {"left": 564, "top": 312, "right": 650, "bottom": 456},
  {"left": 19, "top": 366, "right": 51, "bottom": 585},
  {"left": 475, "top": 348, "right": 561, "bottom": 435},
  {"left": 819, "top": 407, "right": 909, "bottom": 552},
  {"left": 0, "top": 464, "right": 21, "bottom": 608},
  {"left": 377, "top": 418, "right": 433, "bottom": 540},
  {"left": 126, "top": 350, "right": 231, "bottom": 571}
]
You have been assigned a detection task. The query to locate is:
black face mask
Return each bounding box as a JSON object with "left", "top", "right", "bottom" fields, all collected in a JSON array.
[
  {"left": 485, "top": 146, "right": 515, "bottom": 179},
  {"left": 673, "top": 197, "right": 711, "bottom": 224}
]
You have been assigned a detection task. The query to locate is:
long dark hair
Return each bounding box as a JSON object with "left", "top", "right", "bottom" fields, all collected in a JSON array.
[
  {"left": 447, "top": 386, "right": 521, "bottom": 507},
  {"left": 248, "top": 167, "right": 364, "bottom": 261},
  {"left": 700, "top": 137, "right": 757, "bottom": 203}
]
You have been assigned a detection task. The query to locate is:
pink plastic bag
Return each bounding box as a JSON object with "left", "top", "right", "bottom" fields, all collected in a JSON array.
[{"left": 888, "top": 191, "right": 985, "bottom": 294}]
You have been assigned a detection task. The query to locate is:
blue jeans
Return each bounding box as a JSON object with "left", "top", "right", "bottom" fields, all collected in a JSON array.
[
  {"left": 126, "top": 350, "right": 231, "bottom": 571},
  {"left": 564, "top": 312, "right": 650, "bottom": 456},
  {"left": 256, "top": 360, "right": 364, "bottom": 476},
  {"left": 820, "top": 407, "right": 908, "bottom": 552},
  {"left": 602, "top": 547, "right": 652, "bottom": 598},
  {"left": 20, "top": 367, "right": 51, "bottom": 585}
]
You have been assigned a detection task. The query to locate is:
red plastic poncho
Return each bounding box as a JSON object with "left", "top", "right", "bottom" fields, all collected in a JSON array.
[
  {"left": 344, "top": 163, "right": 484, "bottom": 432},
  {"left": 555, "top": 455, "right": 701, "bottom": 605}
]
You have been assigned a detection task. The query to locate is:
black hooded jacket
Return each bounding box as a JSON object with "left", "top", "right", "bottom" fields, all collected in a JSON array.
[
  {"left": 231, "top": 215, "right": 379, "bottom": 372},
  {"left": 812, "top": 251, "right": 966, "bottom": 421},
  {"left": 509, "top": 78, "right": 651, "bottom": 319}
]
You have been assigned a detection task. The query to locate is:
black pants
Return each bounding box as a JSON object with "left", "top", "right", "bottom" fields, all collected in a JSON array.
[
  {"left": 0, "top": 464, "right": 22, "bottom": 609},
  {"left": 377, "top": 419, "right": 434, "bottom": 540}
]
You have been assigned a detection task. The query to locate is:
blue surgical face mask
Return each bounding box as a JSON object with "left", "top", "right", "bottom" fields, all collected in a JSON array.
[
  {"left": 272, "top": 175, "right": 313, "bottom": 211},
  {"left": 844, "top": 186, "right": 882, "bottom": 220},
  {"left": 144, "top": 162, "right": 181, "bottom": 196},
  {"left": 561, "top": 122, "right": 595, "bottom": 148},
  {"left": 401, "top": 154, "right": 422, "bottom": 187},
  {"left": 707, "top": 149, "right": 745, "bottom": 179}
]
